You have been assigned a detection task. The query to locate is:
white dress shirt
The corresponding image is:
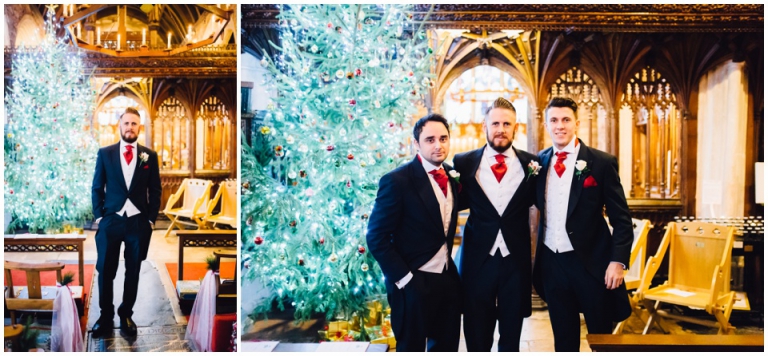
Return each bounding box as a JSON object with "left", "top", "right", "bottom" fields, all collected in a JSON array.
[
  {"left": 395, "top": 154, "right": 453, "bottom": 289},
  {"left": 116, "top": 140, "right": 141, "bottom": 218},
  {"left": 476, "top": 145, "right": 523, "bottom": 257},
  {"left": 544, "top": 136, "right": 580, "bottom": 253}
]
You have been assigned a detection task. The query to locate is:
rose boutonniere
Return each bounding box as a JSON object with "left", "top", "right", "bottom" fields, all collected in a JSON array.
[
  {"left": 139, "top": 152, "right": 149, "bottom": 165},
  {"left": 448, "top": 170, "right": 462, "bottom": 193},
  {"left": 574, "top": 160, "right": 590, "bottom": 180},
  {"left": 526, "top": 161, "right": 541, "bottom": 181}
]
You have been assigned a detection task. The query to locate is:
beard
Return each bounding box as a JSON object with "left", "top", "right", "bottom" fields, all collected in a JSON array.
[
  {"left": 486, "top": 132, "right": 513, "bottom": 152},
  {"left": 121, "top": 131, "right": 138, "bottom": 143}
]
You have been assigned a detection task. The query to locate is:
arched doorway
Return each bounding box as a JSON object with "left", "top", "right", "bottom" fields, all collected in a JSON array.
[
  {"left": 441, "top": 65, "right": 528, "bottom": 160},
  {"left": 95, "top": 96, "right": 147, "bottom": 147}
]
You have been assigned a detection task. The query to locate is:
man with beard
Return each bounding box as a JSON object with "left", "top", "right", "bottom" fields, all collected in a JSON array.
[
  {"left": 91, "top": 107, "right": 162, "bottom": 338},
  {"left": 367, "top": 114, "right": 462, "bottom": 351},
  {"left": 453, "top": 97, "right": 539, "bottom": 351}
]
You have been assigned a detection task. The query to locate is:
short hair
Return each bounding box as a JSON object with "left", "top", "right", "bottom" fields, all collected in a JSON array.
[
  {"left": 120, "top": 107, "right": 141, "bottom": 120},
  {"left": 485, "top": 97, "right": 517, "bottom": 116},
  {"left": 413, "top": 113, "right": 450, "bottom": 142},
  {"left": 545, "top": 97, "right": 579, "bottom": 118}
]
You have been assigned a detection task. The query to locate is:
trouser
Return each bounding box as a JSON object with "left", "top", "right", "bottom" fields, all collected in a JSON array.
[
  {"left": 463, "top": 251, "right": 526, "bottom": 352},
  {"left": 540, "top": 247, "right": 612, "bottom": 352},
  {"left": 386, "top": 263, "right": 462, "bottom": 352},
  {"left": 96, "top": 213, "right": 149, "bottom": 319}
]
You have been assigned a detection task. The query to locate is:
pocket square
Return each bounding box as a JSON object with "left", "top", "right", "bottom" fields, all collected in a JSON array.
[
  {"left": 583, "top": 175, "right": 598, "bottom": 188},
  {"left": 143, "top": 165, "right": 149, "bottom": 169}
]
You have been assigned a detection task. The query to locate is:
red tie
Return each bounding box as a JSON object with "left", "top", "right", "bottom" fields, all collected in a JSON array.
[
  {"left": 124, "top": 145, "right": 134, "bottom": 165},
  {"left": 554, "top": 151, "right": 568, "bottom": 177},
  {"left": 429, "top": 168, "right": 449, "bottom": 197},
  {"left": 491, "top": 154, "right": 507, "bottom": 182}
]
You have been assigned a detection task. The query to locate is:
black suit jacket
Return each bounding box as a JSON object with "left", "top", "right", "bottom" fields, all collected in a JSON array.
[
  {"left": 367, "top": 157, "right": 460, "bottom": 285},
  {"left": 532, "top": 139, "right": 632, "bottom": 321},
  {"left": 91, "top": 142, "right": 162, "bottom": 223},
  {"left": 453, "top": 145, "right": 537, "bottom": 315}
]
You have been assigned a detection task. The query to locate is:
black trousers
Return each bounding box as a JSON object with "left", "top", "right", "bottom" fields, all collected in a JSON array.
[
  {"left": 540, "top": 247, "right": 612, "bottom": 352},
  {"left": 386, "top": 264, "right": 462, "bottom": 352},
  {"left": 95, "top": 213, "right": 149, "bottom": 320},
  {"left": 463, "top": 251, "right": 525, "bottom": 352}
]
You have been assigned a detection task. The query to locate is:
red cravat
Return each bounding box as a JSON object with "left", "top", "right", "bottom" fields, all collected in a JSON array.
[
  {"left": 554, "top": 151, "right": 568, "bottom": 177},
  {"left": 124, "top": 145, "right": 134, "bottom": 165},
  {"left": 429, "top": 168, "right": 449, "bottom": 197},
  {"left": 491, "top": 154, "right": 507, "bottom": 182}
]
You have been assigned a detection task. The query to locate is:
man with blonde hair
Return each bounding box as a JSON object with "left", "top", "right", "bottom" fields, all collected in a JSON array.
[{"left": 454, "top": 97, "right": 539, "bottom": 351}]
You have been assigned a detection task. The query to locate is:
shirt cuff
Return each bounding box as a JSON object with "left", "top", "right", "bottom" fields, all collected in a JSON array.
[
  {"left": 613, "top": 261, "right": 627, "bottom": 270},
  {"left": 395, "top": 272, "right": 413, "bottom": 289},
  {"left": 95, "top": 217, "right": 102, "bottom": 224}
]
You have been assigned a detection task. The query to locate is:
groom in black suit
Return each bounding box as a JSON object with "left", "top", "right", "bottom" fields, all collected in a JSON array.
[
  {"left": 91, "top": 107, "right": 162, "bottom": 338},
  {"left": 367, "top": 114, "right": 461, "bottom": 352},
  {"left": 533, "top": 97, "right": 632, "bottom": 351},
  {"left": 453, "top": 97, "right": 538, "bottom": 351}
]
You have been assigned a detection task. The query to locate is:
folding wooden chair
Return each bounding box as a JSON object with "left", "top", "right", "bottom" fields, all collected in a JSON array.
[
  {"left": 4, "top": 261, "right": 83, "bottom": 325},
  {"left": 613, "top": 218, "right": 651, "bottom": 333},
  {"left": 203, "top": 180, "right": 237, "bottom": 229},
  {"left": 163, "top": 178, "right": 213, "bottom": 238},
  {"left": 636, "top": 222, "right": 736, "bottom": 335}
]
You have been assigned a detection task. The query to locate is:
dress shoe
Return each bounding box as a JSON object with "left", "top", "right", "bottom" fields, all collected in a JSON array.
[
  {"left": 120, "top": 316, "right": 138, "bottom": 337},
  {"left": 91, "top": 318, "right": 113, "bottom": 338}
]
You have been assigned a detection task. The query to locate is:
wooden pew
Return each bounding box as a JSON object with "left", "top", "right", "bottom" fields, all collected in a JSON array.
[{"left": 587, "top": 334, "right": 764, "bottom": 352}]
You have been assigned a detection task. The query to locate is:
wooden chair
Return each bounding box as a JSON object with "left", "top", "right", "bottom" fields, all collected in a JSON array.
[
  {"left": 3, "top": 261, "right": 83, "bottom": 325},
  {"left": 163, "top": 178, "right": 213, "bottom": 238},
  {"left": 203, "top": 180, "right": 237, "bottom": 229},
  {"left": 636, "top": 222, "right": 737, "bottom": 335},
  {"left": 213, "top": 251, "right": 237, "bottom": 315},
  {"left": 613, "top": 218, "right": 651, "bottom": 333}
]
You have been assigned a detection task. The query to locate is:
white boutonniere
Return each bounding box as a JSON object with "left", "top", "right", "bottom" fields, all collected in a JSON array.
[
  {"left": 448, "top": 170, "right": 460, "bottom": 184},
  {"left": 526, "top": 161, "right": 541, "bottom": 181},
  {"left": 139, "top": 152, "right": 149, "bottom": 165},
  {"left": 574, "top": 160, "right": 590, "bottom": 180}
]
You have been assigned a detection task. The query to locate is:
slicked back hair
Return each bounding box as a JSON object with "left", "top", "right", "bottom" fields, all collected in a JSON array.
[
  {"left": 485, "top": 97, "right": 517, "bottom": 116},
  {"left": 120, "top": 107, "right": 141, "bottom": 120},
  {"left": 545, "top": 97, "right": 579, "bottom": 119},
  {"left": 413, "top": 113, "right": 450, "bottom": 142}
]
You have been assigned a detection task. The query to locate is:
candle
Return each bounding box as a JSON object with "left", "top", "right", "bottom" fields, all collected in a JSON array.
[
  {"left": 142, "top": 28, "right": 146, "bottom": 46},
  {"left": 117, "top": 34, "right": 121, "bottom": 50},
  {"left": 97, "top": 27, "right": 101, "bottom": 45},
  {"left": 666, "top": 150, "right": 671, "bottom": 191},
  {"left": 167, "top": 32, "right": 172, "bottom": 49},
  {"left": 187, "top": 24, "right": 193, "bottom": 41}
]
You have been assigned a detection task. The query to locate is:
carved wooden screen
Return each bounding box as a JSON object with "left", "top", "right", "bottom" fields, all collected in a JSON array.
[
  {"left": 620, "top": 67, "right": 680, "bottom": 198},
  {"left": 153, "top": 97, "right": 191, "bottom": 171},
  {"left": 548, "top": 67, "right": 604, "bottom": 149},
  {"left": 195, "top": 96, "right": 231, "bottom": 171}
]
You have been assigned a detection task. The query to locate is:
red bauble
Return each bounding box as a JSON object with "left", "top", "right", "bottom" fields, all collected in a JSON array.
[
  {"left": 326, "top": 145, "right": 335, "bottom": 151},
  {"left": 298, "top": 259, "right": 304, "bottom": 266},
  {"left": 289, "top": 220, "right": 297, "bottom": 227},
  {"left": 347, "top": 153, "right": 354, "bottom": 160},
  {"left": 355, "top": 68, "right": 362, "bottom": 76},
  {"left": 358, "top": 245, "right": 366, "bottom": 254},
  {"left": 319, "top": 237, "right": 325, "bottom": 244},
  {"left": 349, "top": 99, "right": 356, "bottom": 106},
  {"left": 254, "top": 236, "right": 264, "bottom": 245}
]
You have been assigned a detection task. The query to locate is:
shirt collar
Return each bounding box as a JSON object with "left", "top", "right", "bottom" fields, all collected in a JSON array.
[
  {"left": 120, "top": 139, "right": 136, "bottom": 151},
  {"left": 554, "top": 136, "right": 578, "bottom": 155},
  {"left": 484, "top": 144, "right": 516, "bottom": 160},
  {"left": 418, "top": 153, "right": 443, "bottom": 173}
]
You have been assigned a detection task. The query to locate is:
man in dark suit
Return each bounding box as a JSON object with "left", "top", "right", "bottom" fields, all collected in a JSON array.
[
  {"left": 367, "top": 114, "right": 461, "bottom": 352},
  {"left": 91, "top": 107, "right": 162, "bottom": 338},
  {"left": 533, "top": 97, "right": 632, "bottom": 351},
  {"left": 453, "top": 97, "right": 538, "bottom": 351}
]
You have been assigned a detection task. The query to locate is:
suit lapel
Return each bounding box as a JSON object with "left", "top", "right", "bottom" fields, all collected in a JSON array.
[
  {"left": 468, "top": 146, "right": 498, "bottom": 215},
  {"left": 501, "top": 146, "right": 530, "bottom": 218},
  {"left": 537, "top": 147, "right": 553, "bottom": 213},
  {"left": 444, "top": 162, "right": 459, "bottom": 240},
  {"left": 566, "top": 139, "right": 592, "bottom": 221},
  {"left": 112, "top": 144, "right": 129, "bottom": 192},
  {"left": 128, "top": 144, "right": 143, "bottom": 193},
  {"left": 410, "top": 158, "right": 444, "bottom": 233}
]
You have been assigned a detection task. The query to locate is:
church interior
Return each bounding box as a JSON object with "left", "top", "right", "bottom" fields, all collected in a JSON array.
[
  {"left": 4, "top": 4, "right": 238, "bottom": 351},
  {"left": 241, "top": 4, "right": 763, "bottom": 352}
]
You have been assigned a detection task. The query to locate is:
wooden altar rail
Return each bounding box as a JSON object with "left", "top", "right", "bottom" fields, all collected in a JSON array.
[
  {"left": 587, "top": 334, "right": 764, "bottom": 352},
  {"left": 173, "top": 229, "right": 237, "bottom": 280},
  {"left": 3, "top": 234, "right": 86, "bottom": 287}
]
